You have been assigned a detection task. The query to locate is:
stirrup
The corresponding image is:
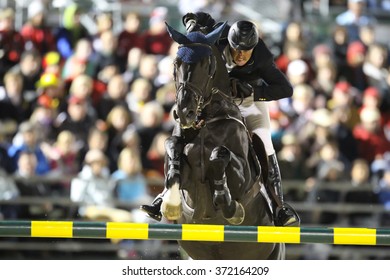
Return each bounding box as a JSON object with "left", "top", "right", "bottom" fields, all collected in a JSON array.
[
  {"left": 274, "top": 203, "right": 300, "bottom": 227},
  {"left": 140, "top": 198, "right": 163, "bottom": 222}
]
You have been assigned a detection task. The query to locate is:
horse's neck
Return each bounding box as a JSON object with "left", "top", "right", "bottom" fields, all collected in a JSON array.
[{"left": 202, "top": 94, "right": 240, "bottom": 121}]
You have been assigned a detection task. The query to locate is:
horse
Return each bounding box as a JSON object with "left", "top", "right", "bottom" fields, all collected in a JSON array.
[{"left": 161, "top": 22, "right": 285, "bottom": 260}]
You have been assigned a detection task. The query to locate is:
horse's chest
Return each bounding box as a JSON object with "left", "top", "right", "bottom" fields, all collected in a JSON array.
[{"left": 182, "top": 126, "right": 224, "bottom": 166}]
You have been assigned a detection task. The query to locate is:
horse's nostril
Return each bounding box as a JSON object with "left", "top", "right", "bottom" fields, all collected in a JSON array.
[{"left": 187, "top": 110, "right": 195, "bottom": 119}]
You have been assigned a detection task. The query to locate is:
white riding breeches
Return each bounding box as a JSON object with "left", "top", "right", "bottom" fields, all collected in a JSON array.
[{"left": 234, "top": 97, "right": 275, "bottom": 156}]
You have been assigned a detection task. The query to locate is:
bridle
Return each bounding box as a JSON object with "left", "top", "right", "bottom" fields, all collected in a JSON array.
[{"left": 174, "top": 42, "right": 217, "bottom": 118}]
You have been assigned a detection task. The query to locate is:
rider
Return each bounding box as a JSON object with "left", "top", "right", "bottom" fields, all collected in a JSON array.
[{"left": 141, "top": 13, "right": 300, "bottom": 226}]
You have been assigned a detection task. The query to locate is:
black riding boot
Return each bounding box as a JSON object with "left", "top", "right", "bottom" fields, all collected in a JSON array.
[
  {"left": 140, "top": 136, "right": 184, "bottom": 221},
  {"left": 267, "top": 154, "right": 300, "bottom": 226}
]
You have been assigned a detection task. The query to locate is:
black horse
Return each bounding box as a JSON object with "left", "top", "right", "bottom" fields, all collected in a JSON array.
[{"left": 161, "top": 23, "right": 285, "bottom": 260}]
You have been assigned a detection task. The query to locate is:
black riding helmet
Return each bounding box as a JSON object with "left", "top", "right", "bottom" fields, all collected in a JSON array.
[{"left": 228, "top": 21, "right": 259, "bottom": 50}]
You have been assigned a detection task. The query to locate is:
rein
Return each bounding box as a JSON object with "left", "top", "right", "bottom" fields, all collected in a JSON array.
[
  {"left": 174, "top": 42, "right": 233, "bottom": 129},
  {"left": 174, "top": 42, "right": 219, "bottom": 125}
]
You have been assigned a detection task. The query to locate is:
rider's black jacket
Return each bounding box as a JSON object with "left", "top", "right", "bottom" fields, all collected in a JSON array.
[
  {"left": 184, "top": 12, "right": 293, "bottom": 102},
  {"left": 218, "top": 26, "right": 293, "bottom": 101}
]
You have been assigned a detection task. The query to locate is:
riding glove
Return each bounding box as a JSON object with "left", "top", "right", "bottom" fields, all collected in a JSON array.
[{"left": 230, "top": 78, "right": 253, "bottom": 98}]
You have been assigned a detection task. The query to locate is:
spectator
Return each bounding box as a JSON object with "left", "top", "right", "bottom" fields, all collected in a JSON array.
[
  {"left": 68, "top": 74, "right": 95, "bottom": 106},
  {"left": 363, "top": 43, "right": 389, "bottom": 89},
  {"left": 358, "top": 24, "right": 376, "bottom": 48},
  {"left": 134, "top": 54, "right": 160, "bottom": 98},
  {"left": 91, "top": 12, "right": 113, "bottom": 53},
  {"left": 360, "top": 86, "right": 382, "bottom": 111},
  {"left": 35, "top": 72, "right": 67, "bottom": 114},
  {"left": 13, "top": 150, "right": 52, "bottom": 219},
  {"left": 286, "top": 59, "right": 311, "bottom": 87},
  {"left": 277, "top": 133, "right": 308, "bottom": 180},
  {"left": 330, "top": 106, "right": 359, "bottom": 164},
  {"left": 0, "top": 168, "right": 19, "bottom": 219},
  {"left": 350, "top": 158, "right": 371, "bottom": 187},
  {"left": 117, "top": 12, "right": 144, "bottom": 70},
  {"left": 283, "top": 83, "right": 315, "bottom": 133},
  {"left": 280, "top": 21, "right": 308, "bottom": 60},
  {"left": 146, "top": 131, "right": 170, "bottom": 178},
  {"left": 315, "top": 141, "right": 348, "bottom": 182},
  {"left": 93, "top": 30, "right": 123, "bottom": 77},
  {"left": 29, "top": 102, "right": 58, "bottom": 144},
  {"left": 0, "top": 132, "right": 13, "bottom": 173},
  {"left": 122, "top": 47, "right": 143, "bottom": 85},
  {"left": 330, "top": 25, "right": 350, "bottom": 81},
  {"left": 335, "top": 0, "right": 377, "bottom": 42},
  {"left": 0, "top": 71, "right": 32, "bottom": 123},
  {"left": 0, "top": 8, "right": 25, "bottom": 85},
  {"left": 276, "top": 41, "right": 306, "bottom": 75},
  {"left": 126, "top": 77, "right": 153, "bottom": 121},
  {"left": 105, "top": 105, "right": 134, "bottom": 172},
  {"left": 344, "top": 40, "right": 368, "bottom": 91},
  {"left": 135, "top": 101, "right": 164, "bottom": 169},
  {"left": 10, "top": 49, "right": 42, "bottom": 93},
  {"left": 70, "top": 148, "right": 131, "bottom": 222},
  {"left": 328, "top": 81, "right": 360, "bottom": 130},
  {"left": 55, "top": 3, "right": 90, "bottom": 60},
  {"left": 62, "top": 38, "right": 96, "bottom": 83},
  {"left": 53, "top": 95, "right": 97, "bottom": 149},
  {"left": 41, "top": 51, "right": 63, "bottom": 77},
  {"left": 155, "top": 81, "right": 176, "bottom": 120},
  {"left": 141, "top": 7, "right": 173, "bottom": 56},
  {"left": 67, "top": 74, "right": 98, "bottom": 121},
  {"left": 112, "top": 147, "right": 150, "bottom": 204},
  {"left": 42, "top": 130, "right": 80, "bottom": 182},
  {"left": 96, "top": 74, "right": 129, "bottom": 121},
  {"left": 353, "top": 107, "right": 390, "bottom": 163},
  {"left": 310, "top": 61, "right": 338, "bottom": 109},
  {"left": 8, "top": 121, "right": 50, "bottom": 175},
  {"left": 20, "top": 0, "right": 56, "bottom": 54}
]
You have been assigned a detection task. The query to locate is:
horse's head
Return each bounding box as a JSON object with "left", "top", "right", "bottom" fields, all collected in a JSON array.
[{"left": 166, "top": 22, "right": 227, "bottom": 129}]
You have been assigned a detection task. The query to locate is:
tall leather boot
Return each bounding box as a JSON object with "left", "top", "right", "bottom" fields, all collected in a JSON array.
[
  {"left": 140, "top": 136, "right": 184, "bottom": 221},
  {"left": 267, "top": 154, "right": 300, "bottom": 226}
]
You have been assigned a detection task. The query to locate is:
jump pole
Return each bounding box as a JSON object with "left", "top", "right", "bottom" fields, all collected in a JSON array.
[{"left": 1, "top": 221, "right": 390, "bottom": 246}]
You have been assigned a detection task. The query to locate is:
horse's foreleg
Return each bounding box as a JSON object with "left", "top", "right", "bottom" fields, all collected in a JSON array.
[
  {"left": 209, "top": 146, "right": 245, "bottom": 225},
  {"left": 161, "top": 136, "right": 184, "bottom": 220}
]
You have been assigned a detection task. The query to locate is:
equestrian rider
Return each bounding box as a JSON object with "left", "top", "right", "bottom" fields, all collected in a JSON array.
[{"left": 141, "top": 13, "right": 300, "bottom": 226}]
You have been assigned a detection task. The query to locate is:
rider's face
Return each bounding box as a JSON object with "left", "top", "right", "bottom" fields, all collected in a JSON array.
[{"left": 230, "top": 48, "right": 253, "bottom": 66}]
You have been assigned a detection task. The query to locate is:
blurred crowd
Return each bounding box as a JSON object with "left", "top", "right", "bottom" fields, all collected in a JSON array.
[{"left": 0, "top": 0, "right": 389, "bottom": 229}]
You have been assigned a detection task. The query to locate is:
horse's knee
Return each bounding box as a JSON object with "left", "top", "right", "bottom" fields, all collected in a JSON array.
[
  {"left": 209, "top": 146, "right": 231, "bottom": 173},
  {"left": 165, "top": 136, "right": 184, "bottom": 159}
]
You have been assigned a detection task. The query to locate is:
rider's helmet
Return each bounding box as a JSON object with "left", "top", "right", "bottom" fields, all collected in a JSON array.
[{"left": 228, "top": 21, "right": 259, "bottom": 51}]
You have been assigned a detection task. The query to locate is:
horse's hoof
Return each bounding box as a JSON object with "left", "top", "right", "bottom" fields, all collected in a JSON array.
[
  {"left": 226, "top": 201, "right": 245, "bottom": 225},
  {"left": 161, "top": 182, "right": 182, "bottom": 220},
  {"left": 161, "top": 202, "right": 182, "bottom": 220}
]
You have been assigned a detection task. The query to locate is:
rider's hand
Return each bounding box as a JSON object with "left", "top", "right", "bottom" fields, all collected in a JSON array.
[
  {"left": 182, "top": 13, "right": 198, "bottom": 32},
  {"left": 230, "top": 78, "right": 253, "bottom": 98}
]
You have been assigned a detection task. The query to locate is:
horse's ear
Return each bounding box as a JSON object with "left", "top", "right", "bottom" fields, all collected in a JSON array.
[
  {"left": 205, "top": 21, "right": 227, "bottom": 45},
  {"left": 165, "top": 22, "right": 191, "bottom": 45}
]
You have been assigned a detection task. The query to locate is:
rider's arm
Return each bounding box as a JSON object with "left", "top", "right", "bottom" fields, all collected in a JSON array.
[
  {"left": 252, "top": 60, "right": 293, "bottom": 102},
  {"left": 250, "top": 41, "right": 293, "bottom": 102}
]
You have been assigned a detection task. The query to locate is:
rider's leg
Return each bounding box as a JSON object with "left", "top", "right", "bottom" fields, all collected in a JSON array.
[
  {"left": 252, "top": 126, "right": 299, "bottom": 226},
  {"left": 240, "top": 100, "right": 299, "bottom": 226},
  {"left": 140, "top": 135, "right": 184, "bottom": 221},
  {"left": 267, "top": 153, "right": 300, "bottom": 226}
]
